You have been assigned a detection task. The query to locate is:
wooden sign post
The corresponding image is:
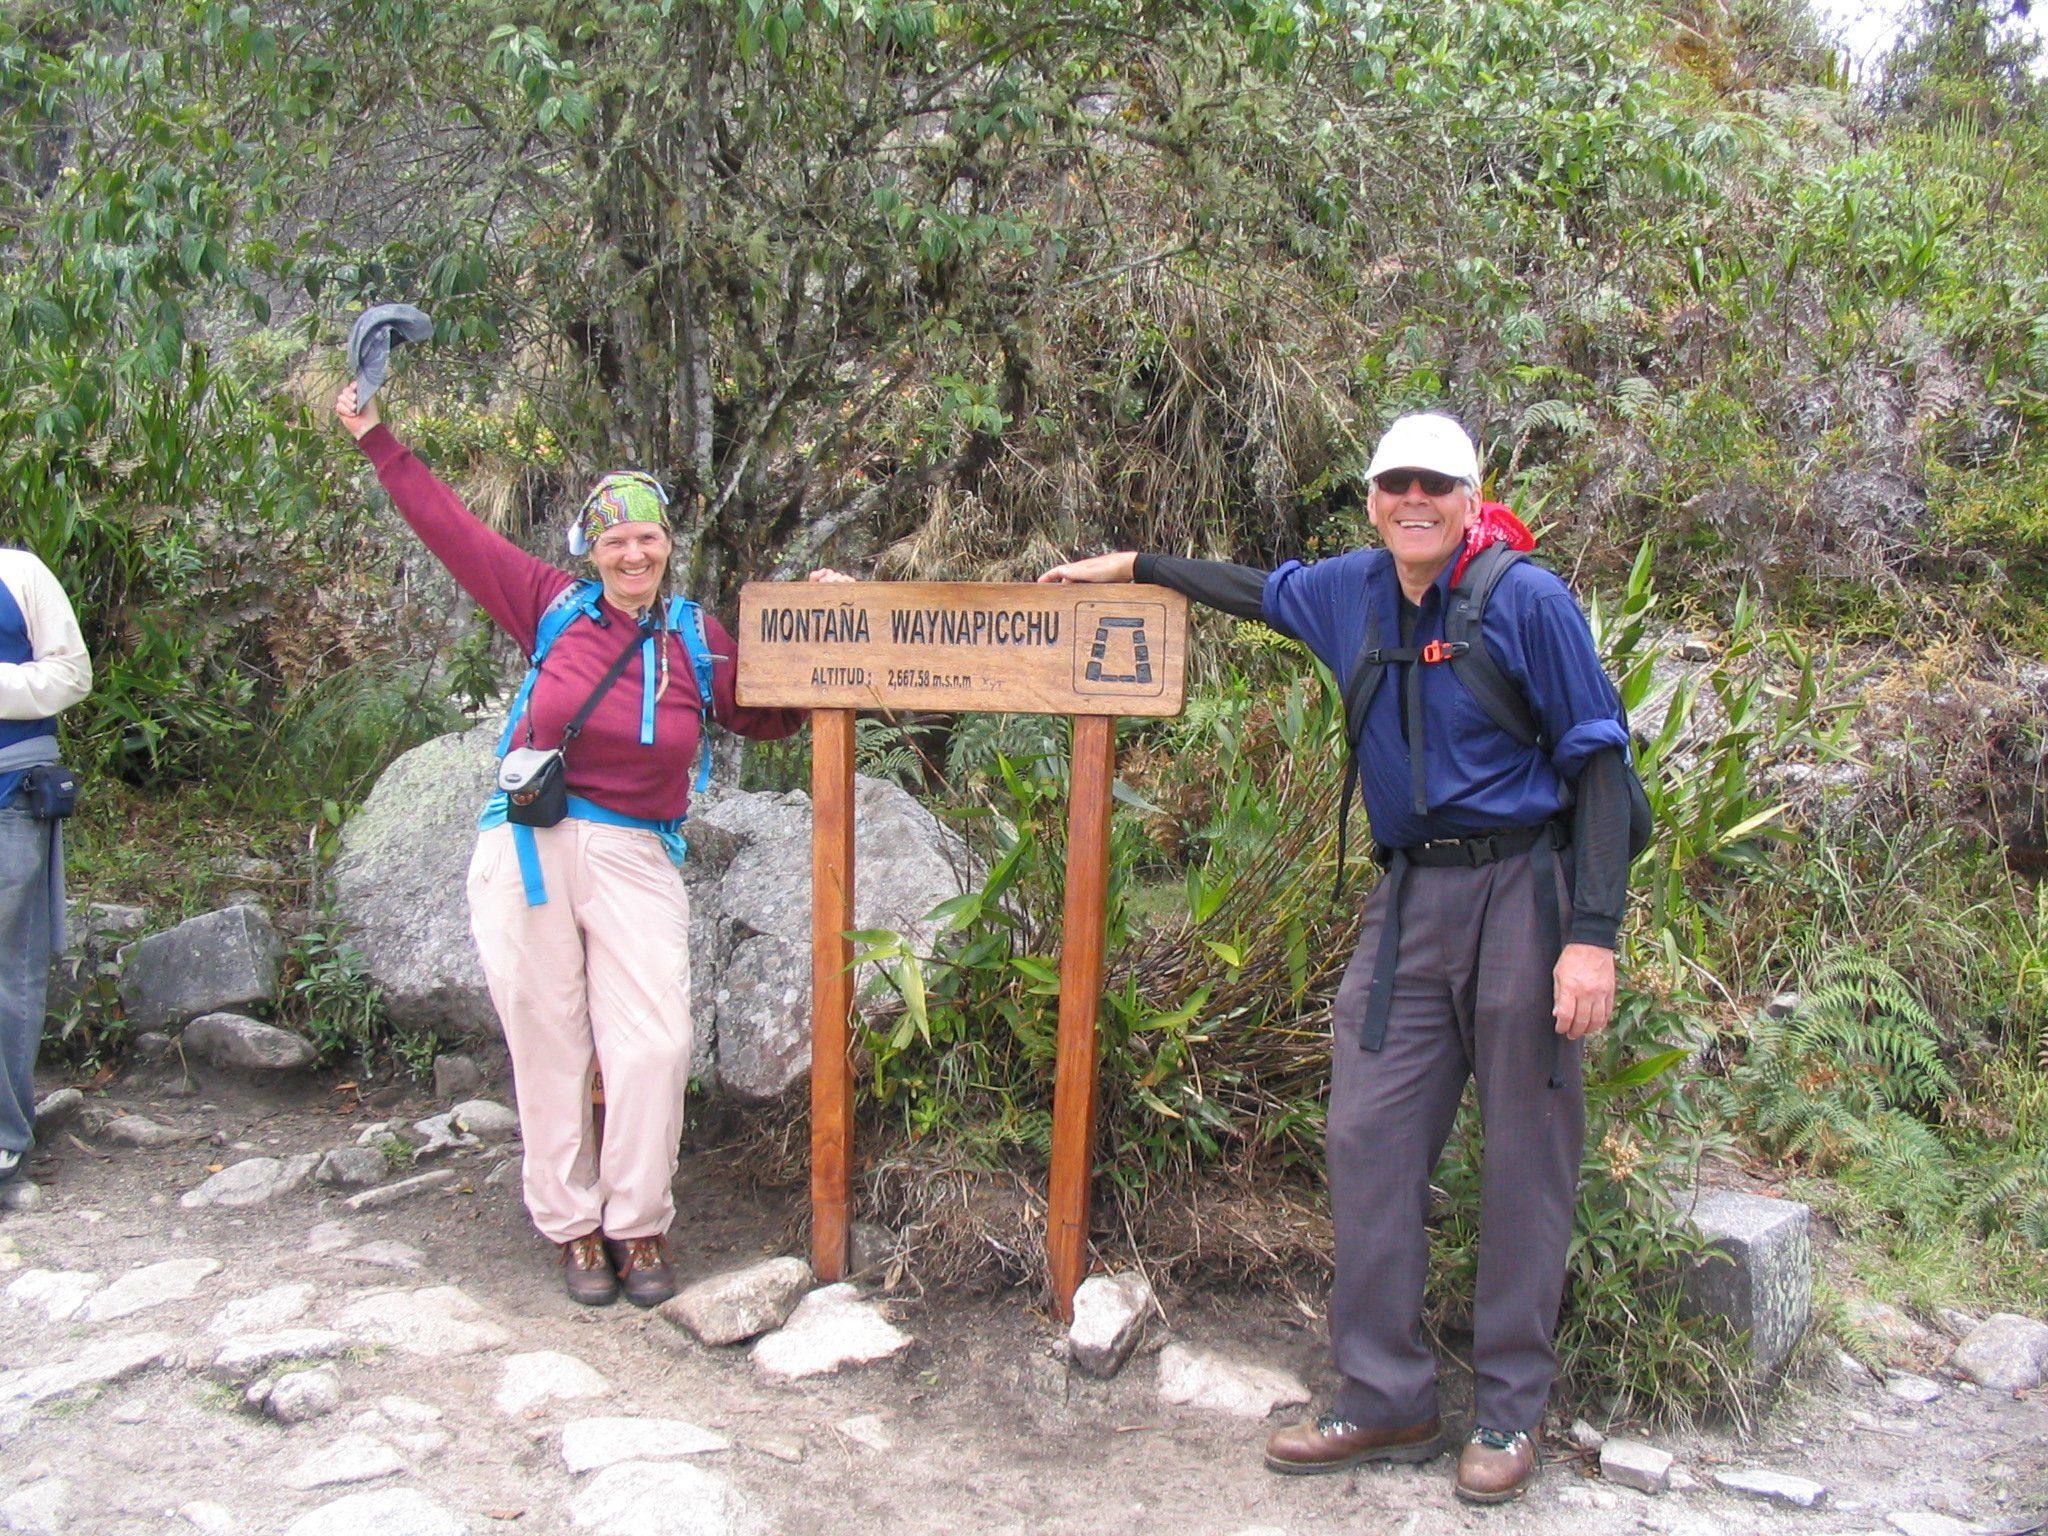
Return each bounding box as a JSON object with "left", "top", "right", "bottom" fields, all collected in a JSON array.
[{"left": 737, "top": 582, "right": 1188, "bottom": 1320}]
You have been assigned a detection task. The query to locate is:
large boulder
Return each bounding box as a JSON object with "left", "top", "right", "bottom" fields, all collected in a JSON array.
[
  {"left": 708, "top": 776, "right": 975, "bottom": 1100},
  {"left": 332, "top": 718, "right": 501, "bottom": 1035},
  {"left": 718, "top": 775, "right": 974, "bottom": 953},
  {"left": 333, "top": 712, "right": 973, "bottom": 1098},
  {"left": 118, "top": 905, "right": 282, "bottom": 1029}
]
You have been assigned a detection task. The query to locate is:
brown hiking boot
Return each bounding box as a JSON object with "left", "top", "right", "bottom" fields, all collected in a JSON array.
[
  {"left": 605, "top": 1233, "right": 677, "bottom": 1308},
  {"left": 560, "top": 1233, "right": 618, "bottom": 1307},
  {"left": 1264, "top": 1412, "right": 1443, "bottom": 1475},
  {"left": 1455, "top": 1427, "right": 1538, "bottom": 1504}
]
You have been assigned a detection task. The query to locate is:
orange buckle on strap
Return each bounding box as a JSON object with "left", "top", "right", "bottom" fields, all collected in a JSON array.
[{"left": 1420, "top": 638, "right": 1461, "bottom": 664}]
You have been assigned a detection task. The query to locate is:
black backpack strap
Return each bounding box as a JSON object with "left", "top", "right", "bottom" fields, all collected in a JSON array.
[
  {"left": 560, "top": 618, "right": 653, "bottom": 746},
  {"left": 1334, "top": 612, "right": 1385, "bottom": 898},
  {"left": 1444, "top": 544, "right": 1543, "bottom": 749}
]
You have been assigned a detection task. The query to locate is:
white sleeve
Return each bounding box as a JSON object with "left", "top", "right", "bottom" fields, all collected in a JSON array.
[{"left": 0, "top": 551, "right": 93, "bottom": 719}]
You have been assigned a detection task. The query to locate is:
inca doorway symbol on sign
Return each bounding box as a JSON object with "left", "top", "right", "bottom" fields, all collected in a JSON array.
[{"left": 1074, "top": 602, "right": 1166, "bottom": 696}]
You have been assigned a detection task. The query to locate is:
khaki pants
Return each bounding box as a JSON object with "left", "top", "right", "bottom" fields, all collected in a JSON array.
[{"left": 467, "top": 821, "right": 694, "bottom": 1243}]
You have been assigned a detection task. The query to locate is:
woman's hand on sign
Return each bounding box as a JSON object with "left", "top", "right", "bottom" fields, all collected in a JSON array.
[
  {"left": 808, "top": 569, "right": 856, "bottom": 584},
  {"left": 333, "top": 382, "right": 381, "bottom": 442},
  {"left": 1552, "top": 942, "right": 1616, "bottom": 1040},
  {"left": 1038, "top": 551, "right": 1137, "bottom": 584}
]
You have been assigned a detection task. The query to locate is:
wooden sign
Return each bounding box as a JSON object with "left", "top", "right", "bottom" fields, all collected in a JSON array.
[
  {"left": 735, "top": 581, "right": 1189, "bottom": 1323},
  {"left": 736, "top": 581, "right": 1188, "bottom": 716}
]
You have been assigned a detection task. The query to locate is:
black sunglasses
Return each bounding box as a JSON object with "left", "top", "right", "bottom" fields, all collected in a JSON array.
[{"left": 1372, "top": 469, "right": 1463, "bottom": 497}]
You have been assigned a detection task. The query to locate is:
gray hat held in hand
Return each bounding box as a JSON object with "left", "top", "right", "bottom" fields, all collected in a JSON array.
[{"left": 346, "top": 303, "right": 435, "bottom": 406}]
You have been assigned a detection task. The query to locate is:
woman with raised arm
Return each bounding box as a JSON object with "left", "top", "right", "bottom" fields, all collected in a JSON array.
[{"left": 336, "top": 382, "right": 835, "bottom": 1308}]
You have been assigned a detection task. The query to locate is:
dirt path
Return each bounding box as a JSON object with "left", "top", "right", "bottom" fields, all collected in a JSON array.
[{"left": 2, "top": 1064, "right": 2042, "bottom": 1536}]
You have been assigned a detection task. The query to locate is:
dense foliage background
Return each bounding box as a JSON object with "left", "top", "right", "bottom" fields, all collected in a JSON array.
[{"left": 4, "top": 0, "right": 2044, "bottom": 1415}]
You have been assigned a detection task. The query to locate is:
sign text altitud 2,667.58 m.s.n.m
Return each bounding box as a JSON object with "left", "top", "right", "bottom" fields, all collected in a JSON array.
[{"left": 734, "top": 581, "right": 1189, "bottom": 717}]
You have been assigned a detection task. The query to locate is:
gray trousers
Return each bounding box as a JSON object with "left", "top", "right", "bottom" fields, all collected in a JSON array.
[
  {"left": 0, "top": 805, "right": 53, "bottom": 1161},
  {"left": 1325, "top": 842, "right": 1584, "bottom": 1434}
]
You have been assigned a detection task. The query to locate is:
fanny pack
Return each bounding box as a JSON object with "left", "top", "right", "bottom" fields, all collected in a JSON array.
[
  {"left": 19, "top": 762, "right": 79, "bottom": 820},
  {"left": 497, "top": 617, "right": 650, "bottom": 828}
]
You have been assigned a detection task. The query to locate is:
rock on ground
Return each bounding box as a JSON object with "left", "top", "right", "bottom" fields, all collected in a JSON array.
[
  {"left": 339, "top": 1240, "right": 426, "bottom": 1272},
  {"left": 30, "top": 1088, "right": 84, "bottom": 1128},
  {"left": 1845, "top": 1298, "right": 1938, "bottom": 1357},
  {"left": 494, "top": 1350, "right": 611, "bottom": 1415},
  {"left": 750, "top": 1283, "right": 911, "bottom": 1380},
  {"left": 1067, "top": 1271, "right": 1154, "bottom": 1379},
  {"left": 432, "top": 1052, "right": 485, "bottom": 1099},
  {"left": 450, "top": 1099, "right": 517, "bottom": 1139},
  {"left": 181, "top": 1011, "right": 316, "bottom": 1071},
  {"left": 1155, "top": 1344, "right": 1309, "bottom": 1419},
  {"left": 568, "top": 1459, "right": 769, "bottom": 1536},
  {"left": 208, "top": 1329, "right": 350, "bottom": 1382},
  {"left": 332, "top": 1285, "right": 512, "bottom": 1357},
  {"left": 1887, "top": 1512, "right": 1984, "bottom": 1536},
  {"left": 77, "top": 1256, "right": 220, "bottom": 1322},
  {"left": 331, "top": 718, "right": 503, "bottom": 1034},
  {"left": 1711, "top": 1469, "right": 1829, "bottom": 1508},
  {"left": 265, "top": 1366, "right": 343, "bottom": 1424},
  {"left": 5, "top": 1268, "right": 102, "bottom": 1323},
  {"left": 661, "top": 1256, "right": 813, "bottom": 1347},
  {"left": 314, "top": 1146, "right": 388, "bottom": 1188},
  {"left": 1950, "top": 1312, "right": 2048, "bottom": 1391},
  {"left": 283, "top": 1431, "right": 406, "bottom": 1489},
  {"left": 1885, "top": 1369, "right": 1945, "bottom": 1403},
  {"left": 344, "top": 1169, "right": 457, "bottom": 1211},
  {"left": 0, "top": 1476, "right": 68, "bottom": 1536},
  {"left": 180, "top": 1154, "right": 319, "bottom": 1209},
  {"left": 0, "top": 1332, "right": 176, "bottom": 1411},
  {"left": 96, "top": 1112, "right": 190, "bottom": 1147},
  {"left": 1600, "top": 1437, "right": 1675, "bottom": 1493},
  {"left": 117, "top": 903, "right": 282, "bottom": 1028},
  {"left": 283, "top": 1487, "right": 470, "bottom": 1536},
  {"left": 1676, "top": 1188, "right": 1812, "bottom": 1380},
  {"left": 561, "top": 1416, "right": 733, "bottom": 1472}
]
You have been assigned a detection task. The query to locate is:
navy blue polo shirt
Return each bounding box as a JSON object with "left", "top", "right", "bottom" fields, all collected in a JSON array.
[{"left": 1261, "top": 547, "right": 1628, "bottom": 849}]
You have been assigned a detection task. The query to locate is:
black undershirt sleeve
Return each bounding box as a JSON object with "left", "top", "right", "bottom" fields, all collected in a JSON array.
[
  {"left": 1569, "top": 746, "right": 1630, "bottom": 949},
  {"left": 1132, "top": 554, "right": 1268, "bottom": 622}
]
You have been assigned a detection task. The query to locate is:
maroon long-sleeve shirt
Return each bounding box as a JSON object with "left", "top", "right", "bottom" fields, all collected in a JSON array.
[{"left": 361, "top": 424, "right": 803, "bottom": 821}]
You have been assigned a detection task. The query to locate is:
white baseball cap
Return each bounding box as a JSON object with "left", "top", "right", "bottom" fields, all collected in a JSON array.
[{"left": 1365, "top": 412, "right": 1480, "bottom": 486}]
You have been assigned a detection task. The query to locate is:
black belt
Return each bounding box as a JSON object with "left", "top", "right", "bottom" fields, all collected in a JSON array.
[{"left": 1358, "top": 822, "right": 1569, "bottom": 1089}]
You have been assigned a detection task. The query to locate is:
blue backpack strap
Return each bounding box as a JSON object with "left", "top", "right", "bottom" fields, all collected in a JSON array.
[
  {"left": 497, "top": 580, "right": 603, "bottom": 755},
  {"left": 669, "top": 595, "right": 718, "bottom": 795}
]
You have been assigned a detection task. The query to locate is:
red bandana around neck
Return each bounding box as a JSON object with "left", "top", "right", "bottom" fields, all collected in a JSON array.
[{"left": 1450, "top": 501, "right": 1536, "bottom": 587}]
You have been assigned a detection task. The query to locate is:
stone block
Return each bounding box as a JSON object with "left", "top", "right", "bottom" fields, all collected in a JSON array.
[
  {"left": 118, "top": 905, "right": 283, "bottom": 1029},
  {"left": 1599, "top": 1437, "right": 1673, "bottom": 1493},
  {"left": 1676, "top": 1188, "right": 1811, "bottom": 1379}
]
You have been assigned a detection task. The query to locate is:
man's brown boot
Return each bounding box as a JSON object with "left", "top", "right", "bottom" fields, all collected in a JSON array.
[
  {"left": 605, "top": 1234, "right": 677, "bottom": 1308},
  {"left": 1264, "top": 1413, "right": 1443, "bottom": 1475},
  {"left": 1455, "top": 1427, "right": 1538, "bottom": 1504},
  {"left": 560, "top": 1233, "right": 618, "bottom": 1307}
]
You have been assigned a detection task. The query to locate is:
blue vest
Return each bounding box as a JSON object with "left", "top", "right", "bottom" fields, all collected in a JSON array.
[{"left": 0, "top": 572, "right": 54, "bottom": 808}]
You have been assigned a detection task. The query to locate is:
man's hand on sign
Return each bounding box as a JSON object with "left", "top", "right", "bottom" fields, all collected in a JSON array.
[
  {"left": 334, "top": 382, "right": 381, "bottom": 442},
  {"left": 808, "top": 569, "right": 856, "bottom": 584},
  {"left": 1552, "top": 942, "right": 1616, "bottom": 1040},
  {"left": 1038, "top": 552, "right": 1137, "bottom": 585}
]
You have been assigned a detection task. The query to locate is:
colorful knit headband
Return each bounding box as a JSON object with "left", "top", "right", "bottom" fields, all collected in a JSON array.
[{"left": 567, "top": 471, "right": 670, "bottom": 555}]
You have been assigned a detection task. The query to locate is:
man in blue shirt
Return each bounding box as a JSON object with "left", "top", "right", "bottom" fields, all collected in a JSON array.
[
  {"left": 0, "top": 548, "right": 92, "bottom": 1198},
  {"left": 1042, "top": 412, "right": 1632, "bottom": 1504}
]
